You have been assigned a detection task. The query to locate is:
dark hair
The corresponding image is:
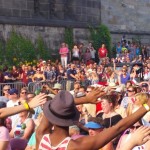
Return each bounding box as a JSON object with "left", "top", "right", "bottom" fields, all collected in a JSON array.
[
  {"left": 88, "top": 117, "right": 105, "bottom": 127},
  {"left": 101, "top": 94, "right": 117, "bottom": 108},
  {"left": 79, "top": 86, "right": 86, "bottom": 92}
]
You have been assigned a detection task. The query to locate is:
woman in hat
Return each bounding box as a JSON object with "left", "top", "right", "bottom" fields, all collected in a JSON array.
[
  {"left": 36, "top": 90, "right": 150, "bottom": 150},
  {"left": 85, "top": 117, "right": 113, "bottom": 150}
]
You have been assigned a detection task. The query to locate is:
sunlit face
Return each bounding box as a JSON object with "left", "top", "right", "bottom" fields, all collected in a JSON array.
[
  {"left": 86, "top": 88, "right": 92, "bottom": 95},
  {"left": 76, "top": 105, "right": 83, "bottom": 112},
  {"left": 127, "top": 88, "right": 135, "bottom": 97},
  {"left": 88, "top": 128, "right": 103, "bottom": 136},
  {"left": 102, "top": 44, "right": 105, "bottom": 48},
  {"left": 19, "top": 111, "right": 28, "bottom": 117},
  {"left": 101, "top": 99, "right": 113, "bottom": 114}
]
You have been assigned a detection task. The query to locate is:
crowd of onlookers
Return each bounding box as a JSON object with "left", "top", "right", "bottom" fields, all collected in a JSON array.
[{"left": 0, "top": 36, "right": 150, "bottom": 150}]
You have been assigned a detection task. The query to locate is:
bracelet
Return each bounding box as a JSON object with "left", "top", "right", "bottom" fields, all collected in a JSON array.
[
  {"left": 23, "top": 102, "right": 30, "bottom": 110},
  {"left": 143, "top": 103, "right": 150, "bottom": 111}
]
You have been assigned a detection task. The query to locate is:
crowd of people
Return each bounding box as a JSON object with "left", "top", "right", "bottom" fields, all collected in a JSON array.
[{"left": 0, "top": 36, "right": 150, "bottom": 150}]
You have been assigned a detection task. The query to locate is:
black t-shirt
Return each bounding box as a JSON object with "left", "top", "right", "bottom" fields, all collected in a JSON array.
[
  {"left": 97, "top": 112, "right": 122, "bottom": 128},
  {"left": 67, "top": 69, "right": 77, "bottom": 80}
]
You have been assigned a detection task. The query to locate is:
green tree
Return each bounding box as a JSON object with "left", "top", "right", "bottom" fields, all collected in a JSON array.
[
  {"left": 64, "top": 27, "right": 74, "bottom": 50},
  {"left": 89, "top": 24, "right": 111, "bottom": 57},
  {"left": 36, "top": 35, "right": 49, "bottom": 60},
  {"left": 6, "top": 31, "right": 36, "bottom": 65}
]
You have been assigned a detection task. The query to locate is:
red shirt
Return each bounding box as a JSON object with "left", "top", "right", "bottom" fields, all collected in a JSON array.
[{"left": 98, "top": 48, "right": 107, "bottom": 58}]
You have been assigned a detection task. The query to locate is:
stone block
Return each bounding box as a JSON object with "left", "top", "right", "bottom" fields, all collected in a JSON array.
[
  {"left": 27, "top": 1, "right": 34, "bottom": 10},
  {"left": 40, "top": 4, "right": 49, "bottom": 11},
  {"left": 34, "top": 26, "right": 45, "bottom": 32},
  {"left": 40, "top": 0, "right": 49, "bottom": 4},
  {"left": 21, "top": 10, "right": 30, "bottom": 18},
  {"left": 0, "top": 8, "right": 12, "bottom": 17},
  {"left": 76, "top": 7, "right": 82, "bottom": 14},
  {"left": 12, "top": 9, "right": 21, "bottom": 17},
  {"left": 12, "top": 0, "right": 26, "bottom": 9}
]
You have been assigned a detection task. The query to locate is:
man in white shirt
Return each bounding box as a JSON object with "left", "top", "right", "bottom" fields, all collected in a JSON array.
[
  {"left": 90, "top": 47, "right": 96, "bottom": 62},
  {"left": 7, "top": 88, "right": 20, "bottom": 128}
]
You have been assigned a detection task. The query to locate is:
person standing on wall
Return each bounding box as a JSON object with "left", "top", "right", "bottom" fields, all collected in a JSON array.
[
  {"left": 98, "top": 44, "right": 108, "bottom": 64},
  {"left": 59, "top": 42, "right": 69, "bottom": 68}
]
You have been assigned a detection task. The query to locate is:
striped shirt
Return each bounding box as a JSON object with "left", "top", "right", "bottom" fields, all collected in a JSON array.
[{"left": 39, "top": 134, "right": 71, "bottom": 150}]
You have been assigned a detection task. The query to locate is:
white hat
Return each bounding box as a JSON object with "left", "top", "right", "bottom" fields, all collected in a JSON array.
[{"left": 53, "top": 83, "right": 62, "bottom": 90}]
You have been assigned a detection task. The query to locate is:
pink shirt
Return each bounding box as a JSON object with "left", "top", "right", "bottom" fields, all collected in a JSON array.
[
  {"left": 39, "top": 134, "right": 71, "bottom": 150},
  {"left": 0, "top": 126, "right": 11, "bottom": 150},
  {"left": 59, "top": 47, "right": 69, "bottom": 57}
]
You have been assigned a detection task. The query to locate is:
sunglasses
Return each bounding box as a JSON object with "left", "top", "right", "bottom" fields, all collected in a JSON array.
[
  {"left": 130, "top": 125, "right": 141, "bottom": 129},
  {"left": 21, "top": 92, "right": 27, "bottom": 94},
  {"left": 127, "top": 90, "right": 134, "bottom": 92},
  {"left": 86, "top": 91, "right": 91, "bottom": 93},
  {"left": 4, "top": 89, "right": 10, "bottom": 91}
]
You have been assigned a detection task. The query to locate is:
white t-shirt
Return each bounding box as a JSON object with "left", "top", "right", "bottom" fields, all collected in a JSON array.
[
  {"left": 90, "top": 50, "right": 96, "bottom": 58},
  {"left": 7, "top": 100, "right": 19, "bottom": 128}
]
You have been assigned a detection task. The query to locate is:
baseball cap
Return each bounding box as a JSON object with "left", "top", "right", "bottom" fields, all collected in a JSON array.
[{"left": 9, "top": 88, "right": 18, "bottom": 95}]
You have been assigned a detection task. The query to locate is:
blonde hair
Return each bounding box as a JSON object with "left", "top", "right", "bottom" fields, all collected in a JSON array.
[{"left": 135, "top": 93, "right": 149, "bottom": 104}]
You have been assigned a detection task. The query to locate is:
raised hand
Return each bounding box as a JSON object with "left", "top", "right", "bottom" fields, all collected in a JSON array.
[
  {"left": 131, "top": 126, "right": 150, "bottom": 146},
  {"left": 28, "top": 93, "right": 47, "bottom": 108},
  {"left": 86, "top": 87, "right": 106, "bottom": 104}
]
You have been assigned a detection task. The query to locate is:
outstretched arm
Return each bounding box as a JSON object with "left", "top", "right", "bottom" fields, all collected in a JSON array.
[
  {"left": 70, "top": 104, "right": 150, "bottom": 150},
  {"left": 0, "top": 93, "right": 47, "bottom": 118}
]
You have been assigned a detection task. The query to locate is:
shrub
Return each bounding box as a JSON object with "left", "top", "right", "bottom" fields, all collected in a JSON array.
[
  {"left": 6, "top": 31, "right": 36, "bottom": 65},
  {"left": 64, "top": 27, "right": 74, "bottom": 50},
  {"left": 89, "top": 24, "right": 111, "bottom": 57},
  {"left": 36, "top": 34, "right": 49, "bottom": 60}
]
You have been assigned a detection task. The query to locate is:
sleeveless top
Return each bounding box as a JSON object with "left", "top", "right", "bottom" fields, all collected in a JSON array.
[
  {"left": 39, "top": 134, "right": 71, "bottom": 150},
  {"left": 13, "top": 118, "right": 31, "bottom": 138}
]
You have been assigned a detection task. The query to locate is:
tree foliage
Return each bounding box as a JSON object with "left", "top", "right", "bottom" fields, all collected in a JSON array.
[
  {"left": 6, "top": 31, "right": 36, "bottom": 65},
  {"left": 64, "top": 27, "right": 74, "bottom": 50},
  {"left": 89, "top": 24, "right": 111, "bottom": 57}
]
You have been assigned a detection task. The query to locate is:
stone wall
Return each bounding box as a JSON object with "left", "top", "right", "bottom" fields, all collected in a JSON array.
[
  {"left": 0, "top": 0, "right": 101, "bottom": 27},
  {"left": 101, "top": 0, "right": 150, "bottom": 33},
  {"left": 0, "top": 24, "right": 91, "bottom": 50},
  {"left": 0, "top": 0, "right": 149, "bottom": 51}
]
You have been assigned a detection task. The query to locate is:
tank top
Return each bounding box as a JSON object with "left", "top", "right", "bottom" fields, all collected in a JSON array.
[{"left": 39, "top": 134, "right": 71, "bottom": 150}]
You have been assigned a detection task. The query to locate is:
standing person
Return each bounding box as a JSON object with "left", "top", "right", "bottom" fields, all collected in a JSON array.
[
  {"left": 59, "top": 42, "right": 69, "bottom": 68},
  {"left": 66, "top": 64, "right": 77, "bottom": 91},
  {"left": 79, "top": 43, "right": 85, "bottom": 62},
  {"left": 116, "top": 42, "right": 122, "bottom": 58},
  {"left": 98, "top": 44, "right": 108, "bottom": 64},
  {"left": 84, "top": 48, "right": 92, "bottom": 64},
  {"left": 90, "top": 46, "right": 96, "bottom": 62},
  {"left": 72, "top": 45, "right": 80, "bottom": 65}
]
